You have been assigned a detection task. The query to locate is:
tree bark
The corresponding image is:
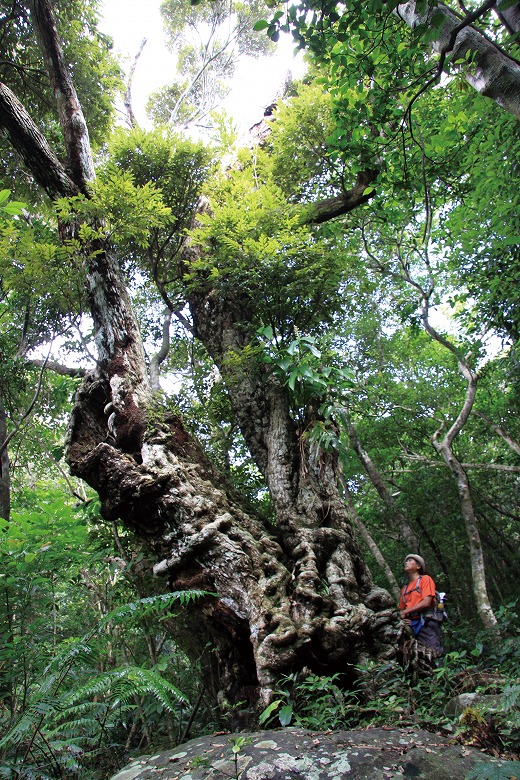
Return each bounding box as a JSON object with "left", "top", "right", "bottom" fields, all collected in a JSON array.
[
  {"left": 396, "top": 0, "right": 520, "bottom": 118},
  {"left": 0, "top": 401, "right": 10, "bottom": 523}
]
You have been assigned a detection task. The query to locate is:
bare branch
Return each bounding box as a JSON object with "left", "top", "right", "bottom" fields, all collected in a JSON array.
[
  {"left": 0, "top": 351, "right": 49, "bottom": 457},
  {"left": 125, "top": 37, "right": 147, "bottom": 129}
]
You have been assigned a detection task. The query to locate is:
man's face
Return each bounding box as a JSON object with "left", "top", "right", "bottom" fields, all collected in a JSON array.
[{"left": 404, "top": 557, "right": 421, "bottom": 575}]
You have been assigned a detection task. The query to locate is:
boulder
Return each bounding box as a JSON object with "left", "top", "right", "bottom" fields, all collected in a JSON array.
[
  {"left": 445, "top": 693, "right": 507, "bottom": 717},
  {"left": 109, "top": 727, "right": 506, "bottom": 780}
]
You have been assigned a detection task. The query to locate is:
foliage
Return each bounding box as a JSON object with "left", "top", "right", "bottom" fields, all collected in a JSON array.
[
  {"left": 0, "top": 498, "right": 214, "bottom": 779},
  {"left": 149, "top": 0, "right": 272, "bottom": 127},
  {"left": 188, "top": 155, "right": 350, "bottom": 337},
  {"left": 258, "top": 611, "right": 520, "bottom": 759},
  {"left": 2, "top": 0, "right": 520, "bottom": 772}
]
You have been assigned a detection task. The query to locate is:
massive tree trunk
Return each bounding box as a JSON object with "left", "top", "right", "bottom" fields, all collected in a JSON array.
[
  {"left": 0, "top": 0, "right": 403, "bottom": 717},
  {"left": 64, "top": 239, "right": 402, "bottom": 711}
]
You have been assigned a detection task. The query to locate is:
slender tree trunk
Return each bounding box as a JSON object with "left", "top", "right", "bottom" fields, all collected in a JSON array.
[
  {"left": 345, "top": 419, "right": 419, "bottom": 550},
  {"left": 340, "top": 478, "right": 401, "bottom": 602},
  {"left": 420, "top": 303, "right": 497, "bottom": 629},
  {"left": 0, "top": 401, "right": 11, "bottom": 523},
  {"left": 432, "top": 435, "right": 497, "bottom": 629}
]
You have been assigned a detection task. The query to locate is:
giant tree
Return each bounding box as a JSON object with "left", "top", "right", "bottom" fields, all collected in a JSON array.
[{"left": 0, "top": 0, "right": 403, "bottom": 717}]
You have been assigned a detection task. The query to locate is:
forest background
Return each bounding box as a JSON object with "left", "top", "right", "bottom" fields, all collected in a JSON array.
[{"left": 0, "top": 0, "right": 519, "bottom": 778}]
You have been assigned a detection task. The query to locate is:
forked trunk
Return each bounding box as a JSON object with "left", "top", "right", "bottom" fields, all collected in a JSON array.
[{"left": 65, "top": 247, "right": 402, "bottom": 714}]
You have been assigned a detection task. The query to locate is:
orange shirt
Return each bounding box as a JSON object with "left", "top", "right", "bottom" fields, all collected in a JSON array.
[{"left": 399, "top": 575, "right": 436, "bottom": 612}]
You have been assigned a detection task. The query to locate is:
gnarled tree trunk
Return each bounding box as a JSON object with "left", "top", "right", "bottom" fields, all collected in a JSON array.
[{"left": 1, "top": 0, "right": 404, "bottom": 718}]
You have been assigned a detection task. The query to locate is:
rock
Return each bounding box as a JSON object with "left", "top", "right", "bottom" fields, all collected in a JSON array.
[
  {"left": 108, "top": 727, "right": 504, "bottom": 780},
  {"left": 445, "top": 693, "right": 508, "bottom": 717}
]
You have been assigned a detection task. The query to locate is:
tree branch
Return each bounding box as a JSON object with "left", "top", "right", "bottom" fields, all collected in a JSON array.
[
  {"left": 28, "top": 358, "right": 86, "bottom": 377},
  {"left": 397, "top": 0, "right": 520, "bottom": 118},
  {"left": 309, "top": 170, "right": 379, "bottom": 224},
  {"left": 474, "top": 411, "right": 520, "bottom": 456},
  {"left": 0, "top": 81, "right": 78, "bottom": 199},
  {"left": 125, "top": 37, "right": 147, "bottom": 129},
  {"left": 0, "top": 352, "right": 49, "bottom": 457},
  {"left": 149, "top": 307, "right": 172, "bottom": 392},
  {"left": 31, "top": 0, "right": 95, "bottom": 190}
]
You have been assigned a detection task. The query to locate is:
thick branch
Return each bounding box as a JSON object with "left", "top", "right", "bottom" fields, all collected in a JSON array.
[
  {"left": 397, "top": 0, "right": 520, "bottom": 118},
  {"left": 494, "top": 1, "right": 520, "bottom": 34},
  {"left": 28, "top": 358, "right": 86, "bottom": 377},
  {"left": 0, "top": 81, "right": 78, "bottom": 199},
  {"left": 310, "top": 171, "right": 378, "bottom": 224},
  {"left": 31, "top": 0, "right": 95, "bottom": 190}
]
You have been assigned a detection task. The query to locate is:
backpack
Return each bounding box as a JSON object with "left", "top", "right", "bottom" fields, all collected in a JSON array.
[{"left": 403, "top": 576, "right": 448, "bottom": 623}]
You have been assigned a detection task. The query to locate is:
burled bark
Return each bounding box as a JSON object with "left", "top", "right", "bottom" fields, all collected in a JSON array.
[
  {"left": 180, "top": 277, "right": 402, "bottom": 705},
  {"left": 396, "top": 0, "right": 520, "bottom": 118}
]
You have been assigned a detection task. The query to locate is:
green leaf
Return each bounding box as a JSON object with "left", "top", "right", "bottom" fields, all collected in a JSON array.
[
  {"left": 1, "top": 201, "right": 26, "bottom": 215},
  {"left": 253, "top": 19, "right": 270, "bottom": 31},
  {"left": 279, "top": 704, "right": 293, "bottom": 726},
  {"left": 258, "top": 699, "right": 281, "bottom": 725},
  {"left": 288, "top": 369, "right": 299, "bottom": 390}
]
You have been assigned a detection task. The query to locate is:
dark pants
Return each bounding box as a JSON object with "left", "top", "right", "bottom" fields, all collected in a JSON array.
[{"left": 417, "top": 618, "right": 443, "bottom": 654}]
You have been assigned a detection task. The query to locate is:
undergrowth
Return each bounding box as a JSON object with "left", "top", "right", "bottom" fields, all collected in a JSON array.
[{"left": 260, "top": 601, "right": 520, "bottom": 770}]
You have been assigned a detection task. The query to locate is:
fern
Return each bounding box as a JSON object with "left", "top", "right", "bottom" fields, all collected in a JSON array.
[
  {"left": 65, "top": 665, "right": 188, "bottom": 711},
  {"left": 0, "top": 588, "right": 205, "bottom": 778},
  {"left": 101, "top": 589, "right": 213, "bottom": 627}
]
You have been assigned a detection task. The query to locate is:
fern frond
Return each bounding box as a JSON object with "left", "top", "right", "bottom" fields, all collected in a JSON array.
[
  {"left": 0, "top": 695, "right": 64, "bottom": 750},
  {"left": 101, "top": 589, "right": 213, "bottom": 628},
  {"left": 64, "top": 664, "right": 188, "bottom": 712}
]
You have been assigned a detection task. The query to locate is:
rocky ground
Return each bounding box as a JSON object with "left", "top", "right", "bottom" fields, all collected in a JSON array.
[{"left": 109, "top": 726, "right": 510, "bottom": 780}]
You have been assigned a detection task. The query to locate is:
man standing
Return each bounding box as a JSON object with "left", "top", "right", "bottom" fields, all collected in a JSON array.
[{"left": 399, "top": 554, "right": 443, "bottom": 654}]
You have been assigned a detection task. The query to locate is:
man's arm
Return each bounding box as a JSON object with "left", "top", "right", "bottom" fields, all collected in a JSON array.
[{"left": 400, "top": 595, "right": 433, "bottom": 618}]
